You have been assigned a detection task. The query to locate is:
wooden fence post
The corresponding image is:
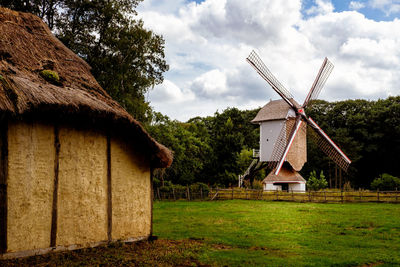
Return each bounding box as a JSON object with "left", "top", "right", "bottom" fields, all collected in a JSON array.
[
  {"left": 341, "top": 190, "right": 343, "bottom": 203},
  {"left": 276, "top": 189, "right": 279, "bottom": 201},
  {"left": 187, "top": 185, "right": 190, "bottom": 201},
  {"left": 172, "top": 187, "right": 176, "bottom": 201},
  {"left": 377, "top": 189, "right": 380, "bottom": 202},
  {"left": 200, "top": 187, "right": 203, "bottom": 200},
  {"left": 308, "top": 190, "right": 311, "bottom": 202},
  {"left": 261, "top": 189, "right": 264, "bottom": 201},
  {"left": 232, "top": 188, "right": 234, "bottom": 200},
  {"left": 359, "top": 189, "right": 362, "bottom": 202},
  {"left": 324, "top": 190, "right": 327, "bottom": 202},
  {"left": 396, "top": 188, "right": 398, "bottom": 203},
  {"left": 291, "top": 189, "right": 294, "bottom": 201},
  {"left": 245, "top": 188, "right": 248, "bottom": 200}
]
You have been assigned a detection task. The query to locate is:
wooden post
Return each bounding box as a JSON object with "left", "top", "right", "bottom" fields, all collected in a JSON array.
[
  {"left": 359, "top": 189, "right": 362, "bottom": 202},
  {"left": 261, "top": 189, "right": 264, "bottom": 201},
  {"left": 291, "top": 189, "right": 294, "bottom": 201},
  {"left": 50, "top": 125, "right": 61, "bottom": 246},
  {"left": 172, "top": 187, "right": 176, "bottom": 201},
  {"left": 308, "top": 190, "right": 311, "bottom": 202},
  {"left": 341, "top": 190, "right": 344, "bottom": 203},
  {"left": 276, "top": 189, "right": 279, "bottom": 201},
  {"left": 187, "top": 185, "right": 190, "bottom": 201},
  {"left": 324, "top": 190, "right": 327, "bottom": 202},
  {"left": 245, "top": 188, "right": 248, "bottom": 200},
  {"left": 231, "top": 188, "right": 234, "bottom": 200},
  {"left": 377, "top": 189, "right": 380, "bottom": 202},
  {"left": 200, "top": 187, "right": 203, "bottom": 200},
  {"left": 396, "top": 188, "right": 398, "bottom": 203}
]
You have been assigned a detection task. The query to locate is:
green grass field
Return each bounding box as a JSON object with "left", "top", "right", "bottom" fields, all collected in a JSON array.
[
  {"left": 153, "top": 200, "right": 400, "bottom": 266},
  {"left": 3, "top": 200, "right": 400, "bottom": 266}
]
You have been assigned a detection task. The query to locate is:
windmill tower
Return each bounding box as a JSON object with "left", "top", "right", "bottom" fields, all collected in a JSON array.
[{"left": 239, "top": 51, "right": 351, "bottom": 190}]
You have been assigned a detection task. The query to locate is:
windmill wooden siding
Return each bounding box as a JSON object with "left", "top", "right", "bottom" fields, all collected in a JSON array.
[{"left": 0, "top": 8, "right": 172, "bottom": 258}]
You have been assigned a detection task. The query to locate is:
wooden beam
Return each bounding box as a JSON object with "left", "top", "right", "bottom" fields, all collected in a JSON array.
[
  {"left": 0, "top": 121, "right": 8, "bottom": 253},
  {"left": 106, "top": 134, "right": 112, "bottom": 242},
  {"left": 50, "top": 125, "right": 60, "bottom": 247}
]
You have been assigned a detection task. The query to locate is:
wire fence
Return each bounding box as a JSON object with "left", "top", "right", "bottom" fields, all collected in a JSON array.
[{"left": 154, "top": 187, "right": 400, "bottom": 203}]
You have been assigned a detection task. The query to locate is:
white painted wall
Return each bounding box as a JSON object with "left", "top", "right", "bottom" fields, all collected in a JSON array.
[
  {"left": 260, "top": 120, "right": 285, "bottom": 162},
  {"left": 289, "top": 183, "right": 306, "bottom": 192},
  {"left": 264, "top": 182, "right": 306, "bottom": 192}
]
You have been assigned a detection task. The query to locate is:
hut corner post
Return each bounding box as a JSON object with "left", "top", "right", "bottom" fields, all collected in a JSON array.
[
  {"left": 50, "top": 125, "right": 60, "bottom": 247},
  {"left": 106, "top": 133, "right": 112, "bottom": 242},
  {"left": 0, "top": 121, "right": 8, "bottom": 253}
]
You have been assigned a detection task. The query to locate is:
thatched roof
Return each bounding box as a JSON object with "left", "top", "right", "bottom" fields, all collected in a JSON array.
[
  {"left": 251, "top": 99, "right": 299, "bottom": 123},
  {"left": 0, "top": 8, "right": 172, "bottom": 168},
  {"left": 263, "top": 166, "right": 306, "bottom": 183}
]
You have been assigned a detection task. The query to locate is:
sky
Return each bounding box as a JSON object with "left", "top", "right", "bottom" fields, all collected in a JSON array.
[{"left": 137, "top": 0, "right": 400, "bottom": 121}]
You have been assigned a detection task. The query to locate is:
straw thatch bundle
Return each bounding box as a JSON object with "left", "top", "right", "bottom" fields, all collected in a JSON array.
[{"left": 0, "top": 8, "right": 172, "bottom": 168}]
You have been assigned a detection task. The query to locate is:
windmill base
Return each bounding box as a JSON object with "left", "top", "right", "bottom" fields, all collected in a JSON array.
[{"left": 262, "top": 164, "right": 306, "bottom": 192}]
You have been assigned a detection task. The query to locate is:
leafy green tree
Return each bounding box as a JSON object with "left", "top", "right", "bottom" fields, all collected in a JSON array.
[
  {"left": 307, "top": 170, "right": 328, "bottom": 191},
  {"left": 371, "top": 174, "right": 400, "bottom": 191}
]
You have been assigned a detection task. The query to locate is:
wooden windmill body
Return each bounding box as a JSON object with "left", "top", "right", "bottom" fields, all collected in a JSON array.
[
  {"left": 252, "top": 99, "right": 307, "bottom": 191},
  {"left": 239, "top": 51, "right": 352, "bottom": 191}
]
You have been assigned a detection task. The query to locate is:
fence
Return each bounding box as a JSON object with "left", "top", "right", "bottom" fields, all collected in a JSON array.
[{"left": 154, "top": 187, "right": 400, "bottom": 203}]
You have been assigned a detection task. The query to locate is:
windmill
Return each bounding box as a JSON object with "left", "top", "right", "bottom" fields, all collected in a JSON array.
[{"left": 239, "top": 51, "right": 351, "bottom": 190}]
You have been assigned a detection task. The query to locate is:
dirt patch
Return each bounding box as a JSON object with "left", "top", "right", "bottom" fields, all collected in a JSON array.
[{"left": 1, "top": 239, "right": 211, "bottom": 267}]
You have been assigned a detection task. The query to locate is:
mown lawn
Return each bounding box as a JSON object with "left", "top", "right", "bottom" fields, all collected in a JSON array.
[
  {"left": 153, "top": 200, "right": 400, "bottom": 266},
  {"left": 3, "top": 200, "right": 400, "bottom": 266}
]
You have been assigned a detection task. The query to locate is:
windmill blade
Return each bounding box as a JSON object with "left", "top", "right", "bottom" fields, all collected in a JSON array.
[
  {"left": 273, "top": 116, "right": 303, "bottom": 175},
  {"left": 302, "top": 58, "right": 334, "bottom": 108},
  {"left": 307, "top": 117, "right": 351, "bottom": 171},
  {"left": 246, "top": 50, "right": 295, "bottom": 109}
]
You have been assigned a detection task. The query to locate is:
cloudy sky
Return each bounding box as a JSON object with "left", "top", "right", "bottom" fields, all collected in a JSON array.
[{"left": 137, "top": 0, "right": 400, "bottom": 121}]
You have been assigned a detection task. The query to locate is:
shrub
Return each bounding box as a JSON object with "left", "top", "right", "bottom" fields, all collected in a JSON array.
[
  {"left": 307, "top": 170, "right": 328, "bottom": 191},
  {"left": 371, "top": 173, "right": 400, "bottom": 191}
]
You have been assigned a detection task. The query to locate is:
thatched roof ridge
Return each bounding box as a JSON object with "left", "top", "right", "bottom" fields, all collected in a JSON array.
[
  {"left": 251, "top": 99, "right": 299, "bottom": 123},
  {"left": 0, "top": 8, "right": 172, "bottom": 168}
]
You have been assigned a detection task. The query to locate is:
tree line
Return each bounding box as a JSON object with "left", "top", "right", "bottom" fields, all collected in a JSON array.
[{"left": 148, "top": 97, "right": 400, "bottom": 189}]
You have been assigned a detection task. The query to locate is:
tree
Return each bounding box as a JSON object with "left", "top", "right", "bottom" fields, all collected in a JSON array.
[
  {"left": 371, "top": 174, "right": 400, "bottom": 191},
  {"left": 307, "top": 170, "right": 328, "bottom": 191},
  {"left": 1, "top": 0, "right": 169, "bottom": 122}
]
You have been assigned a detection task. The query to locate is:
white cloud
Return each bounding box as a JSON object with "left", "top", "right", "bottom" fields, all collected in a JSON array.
[
  {"left": 349, "top": 1, "right": 366, "bottom": 10},
  {"left": 306, "top": 0, "right": 334, "bottom": 15},
  {"left": 138, "top": 0, "right": 400, "bottom": 121},
  {"left": 150, "top": 80, "right": 195, "bottom": 103},
  {"left": 369, "top": 0, "right": 400, "bottom": 15}
]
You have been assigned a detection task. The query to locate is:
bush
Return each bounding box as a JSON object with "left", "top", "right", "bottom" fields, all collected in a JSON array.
[
  {"left": 307, "top": 170, "right": 328, "bottom": 191},
  {"left": 371, "top": 173, "right": 400, "bottom": 191}
]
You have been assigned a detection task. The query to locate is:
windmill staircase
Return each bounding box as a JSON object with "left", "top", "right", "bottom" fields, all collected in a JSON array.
[{"left": 238, "top": 149, "right": 267, "bottom": 187}]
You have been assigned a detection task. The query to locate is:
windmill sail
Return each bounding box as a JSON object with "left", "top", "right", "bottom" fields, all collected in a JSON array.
[
  {"left": 246, "top": 50, "right": 295, "bottom": 109},
  {"left": 303, "top": 58, "right": 334, "bottom": 108},
  {"left": 307, "top": 117, "right": 351, "bottom": 171}
]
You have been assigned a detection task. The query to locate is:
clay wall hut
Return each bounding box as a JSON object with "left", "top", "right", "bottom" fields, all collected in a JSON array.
[{"left": 0, "top": 8, "right": 172, "bottom": 258}]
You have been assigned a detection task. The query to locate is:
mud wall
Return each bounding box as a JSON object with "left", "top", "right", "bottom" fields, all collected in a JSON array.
[
  {"left": 7, "top": 122, "right": 55, "bottom": 252},
  {"left": 111, "top": 137, "right": 151, "bottom": 240},
  {"left": 57, "top": 126, "right": 108, "bottom": 246},
  {"left": 4, "top": 121, "right": 152, "bottom": 256}
]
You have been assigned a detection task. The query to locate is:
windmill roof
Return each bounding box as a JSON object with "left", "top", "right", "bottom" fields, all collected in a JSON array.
[
  {"left": 0, "top": 8, "right": 172, "bottom": 168},
  {"left": 251, "top": 99, "right": 299, "bottom": 123},
  {"left": 263, "top": 167, "right": 306, "bottom": 183}
]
